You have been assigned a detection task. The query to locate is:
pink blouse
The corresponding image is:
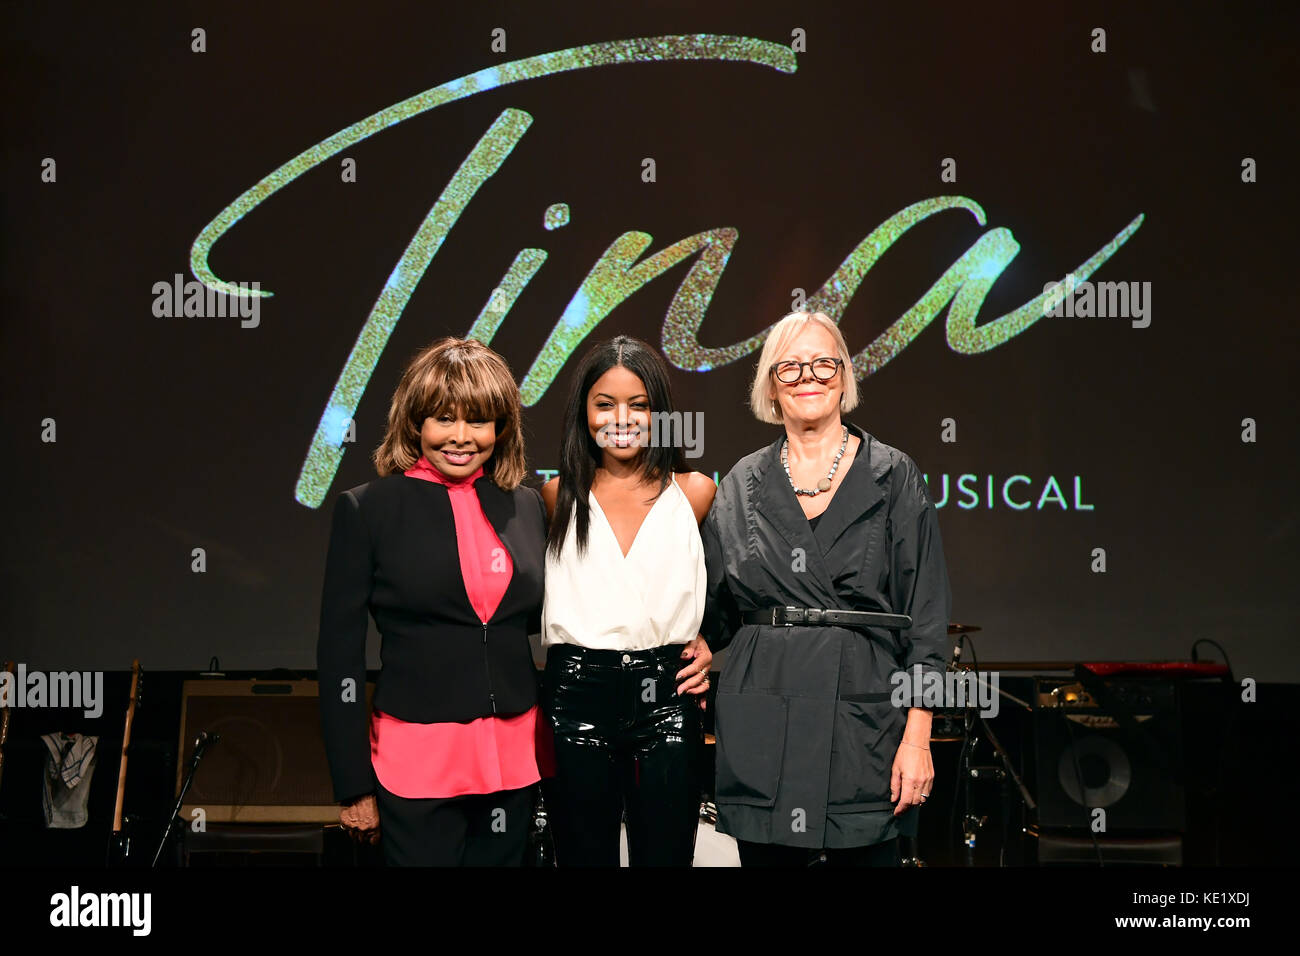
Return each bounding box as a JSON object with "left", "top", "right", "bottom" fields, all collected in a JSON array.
[{"left": 369, "top": 455, "right": 554, "bottom": 799}]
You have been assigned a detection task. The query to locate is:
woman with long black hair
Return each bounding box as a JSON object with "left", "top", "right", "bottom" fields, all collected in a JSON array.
[{"left": 540, "top": 335, "right": 715, "bottom": 866}]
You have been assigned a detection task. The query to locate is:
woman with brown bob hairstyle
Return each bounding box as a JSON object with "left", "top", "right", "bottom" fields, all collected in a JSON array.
[{"left": 317, "top": 337, "right": 550, "bottom": 866}]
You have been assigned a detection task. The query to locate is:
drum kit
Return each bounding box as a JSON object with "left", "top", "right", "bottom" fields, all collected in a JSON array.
[
  {"left": 928, "top": 623, "right": 983, "bottom": 741},
  {"left": 907, "top": 622, "right": 1037, "bottom": 867}
]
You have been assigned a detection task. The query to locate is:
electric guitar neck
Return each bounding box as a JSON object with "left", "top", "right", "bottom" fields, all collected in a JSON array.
[
  {"left": 108, "top": 659, "right": 142, "bottom": 865},
  {"left": 0, "top": 661, "right": 13, "bottom": 804}
]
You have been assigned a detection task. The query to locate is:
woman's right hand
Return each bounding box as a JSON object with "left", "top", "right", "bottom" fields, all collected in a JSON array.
[{"left": 339, "top": 793, "right": 380, "bottom": 843}]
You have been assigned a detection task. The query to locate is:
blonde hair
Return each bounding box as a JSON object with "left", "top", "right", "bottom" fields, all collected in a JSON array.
[
  {"left": 373, "top": 337, "right": 527, "bottom": 489},
  {"left": 749, "top": 311, "right": 859, "bottom": 424}
]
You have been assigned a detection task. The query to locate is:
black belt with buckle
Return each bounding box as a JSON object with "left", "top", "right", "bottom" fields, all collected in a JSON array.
[{"left": 741, "top": 606, "right": 913, "bottom": 631}]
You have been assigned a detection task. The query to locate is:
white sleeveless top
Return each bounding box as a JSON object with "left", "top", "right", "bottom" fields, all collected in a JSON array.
[{"left": 542, "top": 474, "right": 705, "bottom": 650}]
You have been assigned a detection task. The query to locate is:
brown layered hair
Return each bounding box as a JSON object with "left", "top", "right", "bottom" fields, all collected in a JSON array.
[{"left": 372, "top": 337, "right": 527, "bottom": 490}]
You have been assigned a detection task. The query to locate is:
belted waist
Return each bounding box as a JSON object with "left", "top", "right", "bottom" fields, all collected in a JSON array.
[
  {"left": 545, "top": 643, "right": 689, "bottom": 667},
  {"left": 741, "top": 606, "right": 913, "bottom": 631}
]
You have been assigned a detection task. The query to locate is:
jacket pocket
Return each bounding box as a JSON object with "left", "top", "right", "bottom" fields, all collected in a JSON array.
[
  {"left": 827, "top": 698, "right": 904, "bottom": 812},
  {"left": 714, "top": 692, "right": 787, "bottom": 807}
]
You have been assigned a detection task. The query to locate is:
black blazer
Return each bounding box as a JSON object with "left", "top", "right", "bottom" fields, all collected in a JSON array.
[{"left": 317, "top": 471, "right": 547, "bottom": 803}]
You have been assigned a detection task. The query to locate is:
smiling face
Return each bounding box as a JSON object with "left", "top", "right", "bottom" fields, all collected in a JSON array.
[
  {"left": 770, "top": 323, "right": 844, "bottom": 426},
  {"left": 419, "top": 409, "right": 497, "bottom": 479},
  {"left": 586, "top": 365, "right": 651, "bottom": 465}
]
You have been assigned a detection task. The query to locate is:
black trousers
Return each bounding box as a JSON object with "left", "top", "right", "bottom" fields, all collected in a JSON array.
[
  {"left": 374, "top": 780, "right": 537, "bottom": 866},
  {"left": 737, "top": 837, "right": 901, "bottom": 867},
  {"left": 542, "top": 644, "right": 703, "bottom": 866}
]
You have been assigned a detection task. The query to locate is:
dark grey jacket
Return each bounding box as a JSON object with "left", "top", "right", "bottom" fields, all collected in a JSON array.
[{"left": 701, "top": 421, "right": 951, "bottom": 848}]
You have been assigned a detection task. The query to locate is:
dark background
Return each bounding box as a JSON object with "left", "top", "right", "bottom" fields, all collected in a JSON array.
[{"left": 2, "top": 0, "right": 1296, "bottom": 682}]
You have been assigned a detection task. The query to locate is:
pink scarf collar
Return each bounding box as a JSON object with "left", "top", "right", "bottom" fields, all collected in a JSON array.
[{"left": 404, "top": 454, "right": 484, "bottom": 489}]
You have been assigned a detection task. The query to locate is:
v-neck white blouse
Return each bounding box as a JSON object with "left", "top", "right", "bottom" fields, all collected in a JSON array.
[{"left": 542, "top": 474, "right": 705, "bottom": 650}]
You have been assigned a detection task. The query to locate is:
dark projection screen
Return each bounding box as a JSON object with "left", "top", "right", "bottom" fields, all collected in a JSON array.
[{"left": 3, "top": 1, "right": 1296, "bottom": 681}]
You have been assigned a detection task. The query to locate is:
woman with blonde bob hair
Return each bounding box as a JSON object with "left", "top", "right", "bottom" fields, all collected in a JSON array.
[
  {"left": 318, "top": 337, "right": 550, "bottom": 866},
  {"left": 700, "top": 311, "right": 952, "bottom": 867},
  {"left": 748, "top": 311, "right": 861, "bottom": 423}
]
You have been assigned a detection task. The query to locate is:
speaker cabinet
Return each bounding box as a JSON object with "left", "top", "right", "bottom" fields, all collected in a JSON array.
[
  {"left": 1032, "top": 678, "right": 1184, "bottom": 832},
  {"left": 176, "top": 679, "right": 371, "bottom": 824}
]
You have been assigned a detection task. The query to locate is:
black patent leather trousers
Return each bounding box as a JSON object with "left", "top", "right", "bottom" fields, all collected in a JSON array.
[{"left": 541, "top": 643, "right": 703, "bottom": 866}]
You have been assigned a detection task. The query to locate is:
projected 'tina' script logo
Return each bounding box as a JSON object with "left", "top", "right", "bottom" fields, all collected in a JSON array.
[{"left": 188, "top": 35, "right": 1143, "bottom": 509}]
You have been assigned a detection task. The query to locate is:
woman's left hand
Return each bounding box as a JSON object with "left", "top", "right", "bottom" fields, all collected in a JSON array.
[
  {"left": 890, "top": 737, "right": 935, "bottom": 816},
  {"left": 675, "top": 636, "right": 713, "bottom": 710}
]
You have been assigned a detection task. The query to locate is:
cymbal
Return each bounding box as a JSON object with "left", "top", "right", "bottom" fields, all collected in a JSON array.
[{"left": 947, "top": 622, "right": 982, "bottom": 635}]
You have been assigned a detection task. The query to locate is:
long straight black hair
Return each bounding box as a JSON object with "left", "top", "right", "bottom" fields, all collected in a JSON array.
[{"left": 547, "top": 335, "right": 687, "bottom": 558}]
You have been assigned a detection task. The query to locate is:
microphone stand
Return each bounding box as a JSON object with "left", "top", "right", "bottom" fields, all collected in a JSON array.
[
  {"left": 955, "top": 660, "right": 1037, "bottom": 866},
  {"left": 151, "top": 733, "right": 216, "bottom": 868},
  {"left": 969, "top": 709, "right": 1036, "bottom": 865}
]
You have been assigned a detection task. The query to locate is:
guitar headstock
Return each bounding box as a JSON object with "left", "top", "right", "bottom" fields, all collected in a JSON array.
[
  {"left": 1, "top": 661, "right": 13, "bottom": 721},
  {"left": 1, "top": 660, "right": 12, "bottom": 729},
  {"left": 128, "top": 659, "right": 143, "bottom": 710}
]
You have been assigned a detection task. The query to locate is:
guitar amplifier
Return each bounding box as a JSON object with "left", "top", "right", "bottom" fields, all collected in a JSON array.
[
  {"left": 1032, "top": 676, "right": 1185, "bottom": 832},
  {"left": 176, "top": 679, "right": 372, "bottom": 824}
]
